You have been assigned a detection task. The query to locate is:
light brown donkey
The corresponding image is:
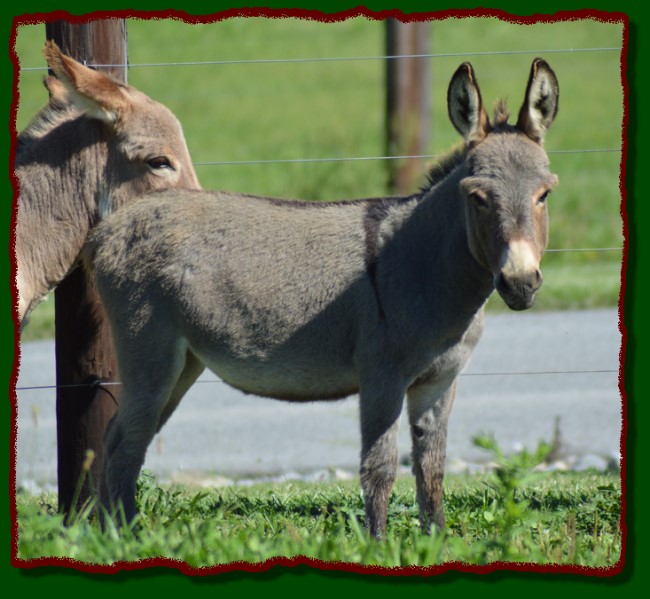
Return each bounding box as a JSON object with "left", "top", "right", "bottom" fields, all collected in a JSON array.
[
  {"left": 87, "top": 59, "right": 559, "bottom": 537},
  {"left": 14, "top": 41, "right": 200, "bottom": 327}
]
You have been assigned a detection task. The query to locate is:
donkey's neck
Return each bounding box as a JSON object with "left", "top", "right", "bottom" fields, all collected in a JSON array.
[
  {"left": 380, "top": 168, "right": 494, "bottom": 340},
  {"left": 420, "top": 175, "right": 494, "bottom": 313},
  {"left": 15, "top": 117, "right": 109, "bottom": 314}
]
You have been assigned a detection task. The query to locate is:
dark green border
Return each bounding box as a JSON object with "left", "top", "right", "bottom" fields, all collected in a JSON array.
[{"left": 4, "top": 0, "right": 642, "bottom": 594}]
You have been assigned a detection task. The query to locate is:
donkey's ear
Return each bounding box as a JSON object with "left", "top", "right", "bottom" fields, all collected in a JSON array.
[
  {"left": 447, "top": 62, "right": 491, "bottom": 145},
  {"left": 516, "top": 58, "right": 559, "bottom": 144},
  {"left": 43, "top": 40, "right": 127, "bottom": 124},
  {"left": 44, "top": 75, "right": 70, "bottom": 105}
]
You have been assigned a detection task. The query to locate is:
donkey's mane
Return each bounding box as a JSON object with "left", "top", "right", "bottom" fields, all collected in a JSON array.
[
  {"left": 16, "top": 77, "right": 81, "bottom": 154},
  {"left": 492, "top": 98, "right": 510, "bottom": 127},
  {"left": 419, "top": 98, "right": 513, "bottom": 195},
  {"left": 420, "top": 144, "right": 468, "bottom": 194}
]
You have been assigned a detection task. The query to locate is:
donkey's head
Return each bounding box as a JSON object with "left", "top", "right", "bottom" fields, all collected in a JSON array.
[
  {"left": 448, "top": 59, "right": 559, "bottom": 310},
  {"left": 41, "top": 41, "right": 201, "bottom": 197},
  {"left": 15, "top": 42, "right": 202, "bottom": 325}
]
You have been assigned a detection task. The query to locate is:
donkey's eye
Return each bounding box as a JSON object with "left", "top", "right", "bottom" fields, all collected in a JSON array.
[
  {"left": 469, "top": 192, "right": 489, "bottom": 209},
  {"left": 147, "top": 156, "right": 173, "bottom": 170},
  {"left": 537, "top": 190, "right": 551, "bottom": 205}
]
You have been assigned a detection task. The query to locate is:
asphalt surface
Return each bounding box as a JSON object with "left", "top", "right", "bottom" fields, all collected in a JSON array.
[{"left": 14, "top": 308, "right": 623, "bottom": 490}]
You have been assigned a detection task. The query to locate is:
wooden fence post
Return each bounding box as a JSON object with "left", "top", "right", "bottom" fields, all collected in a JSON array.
[
  {"left": 385, "top": 19, "right": 431, "bottom": 195},
  {"left": 45, "top": 19, "right": 127, "bottom": 517}
]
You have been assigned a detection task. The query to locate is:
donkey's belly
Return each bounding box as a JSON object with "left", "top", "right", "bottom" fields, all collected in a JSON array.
[
  {"left": 196, "top": 350, "right": 360, "bottom": 402},
  {"left": 182, "top": 291, "right": 362, "bottom": 400}
]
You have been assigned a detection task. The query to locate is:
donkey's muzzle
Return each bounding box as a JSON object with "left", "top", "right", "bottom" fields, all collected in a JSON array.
[{"left": 496, "top": 268, "right": 542, "bottom": 311}]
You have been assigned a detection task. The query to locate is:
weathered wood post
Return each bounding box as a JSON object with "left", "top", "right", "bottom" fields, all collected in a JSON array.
[
  {"left": 385, "top": 19, "right": 431, "bottom": 195},
  {"left": 45, "top": 19, "right": 127, "bottom": 517}
]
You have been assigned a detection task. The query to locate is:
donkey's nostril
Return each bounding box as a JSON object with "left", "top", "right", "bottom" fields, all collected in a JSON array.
[{"left": 498, "top": 269, "right": 543, "bottom": 296}]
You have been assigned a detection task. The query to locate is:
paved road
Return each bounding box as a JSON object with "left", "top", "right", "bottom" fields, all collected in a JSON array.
[{"left": 14, "top": 308, "right": 623, "bottom": 490}]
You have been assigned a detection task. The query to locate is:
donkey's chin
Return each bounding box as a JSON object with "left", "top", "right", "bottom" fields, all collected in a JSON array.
[{"left": 498, "top": 289, "right": 537, "bottom": 311}]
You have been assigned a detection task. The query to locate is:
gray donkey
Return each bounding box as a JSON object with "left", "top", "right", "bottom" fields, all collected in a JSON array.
[{"left": 86, "top": 59, "right": 559, "bottom": 537}]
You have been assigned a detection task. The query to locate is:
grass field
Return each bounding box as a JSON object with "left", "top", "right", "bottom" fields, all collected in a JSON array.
[
  {"left": 14, "top": 439, "right": 622, "bottom": 569},
  {"left": 13, "top": 16, "right": 624, "bottom": 340}
]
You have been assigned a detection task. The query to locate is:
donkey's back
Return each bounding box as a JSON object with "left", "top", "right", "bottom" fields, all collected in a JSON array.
[{"left": 89, "top": 189, "right": 430, "bottom": 400}]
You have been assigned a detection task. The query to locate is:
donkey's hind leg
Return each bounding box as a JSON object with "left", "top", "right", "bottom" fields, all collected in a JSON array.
[
  {"left": 100, "top": 338, "right": 194, "bottom": 524},
  {"left": 406, "top": 377, "right": 458, "bottom": 534},
  {"left": 156, "top": 350, "right": 205, "bottom": 432}
]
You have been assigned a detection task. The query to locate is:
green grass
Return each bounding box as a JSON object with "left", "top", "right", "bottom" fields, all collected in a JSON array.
[
  {"left": 15, "top": 438, "right": 622, "bottom": 569},
  {"left": 13, "top": 17, "right": 624, "bottom": 340}
]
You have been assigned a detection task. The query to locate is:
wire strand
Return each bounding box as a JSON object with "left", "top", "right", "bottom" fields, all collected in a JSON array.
[
  {"left": 15, "top": 368, "right": 619, "bottom": 393},
  {"left": 545, "top": 248, "right": 622, "bottom": 253},
  {"left": 18, "top": 46, "right": 623, "bottom": 72},
  {"left": 193, "top": 148, "right": 621, "bottom": 168}
]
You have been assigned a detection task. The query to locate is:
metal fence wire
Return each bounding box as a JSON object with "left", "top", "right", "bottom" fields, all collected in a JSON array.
[{"left": 15, "top": 43, "right": 624, "bottom": 394}]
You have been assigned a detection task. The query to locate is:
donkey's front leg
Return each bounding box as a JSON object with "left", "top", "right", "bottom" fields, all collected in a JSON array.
[
  {"left": 359, "top": 378, "right": 405, "bottom": 538},
  {"left": 406, "top": 378, "right": 458, "bottom": 534}
]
